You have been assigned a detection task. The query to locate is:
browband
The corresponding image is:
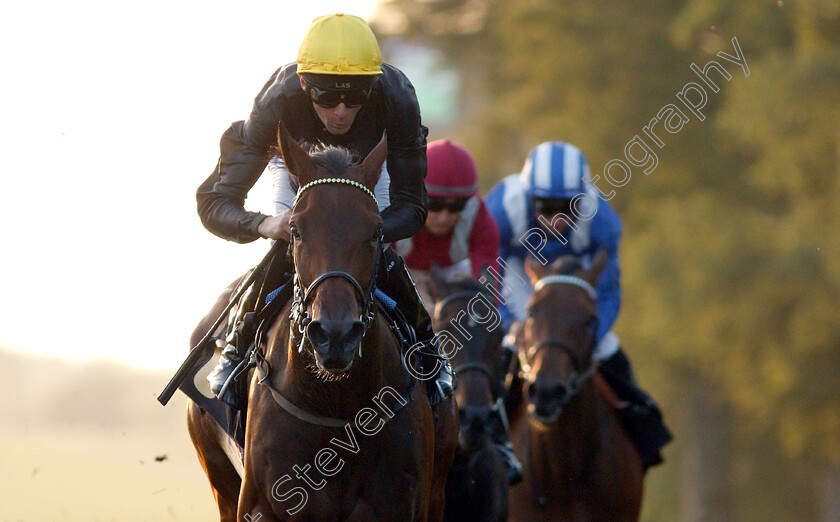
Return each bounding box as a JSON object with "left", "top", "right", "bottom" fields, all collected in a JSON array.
[
  {"left": 294, "top": 177, "right": 377, "bottom": 206},
  {"left": 533, "top": 275, "right": 597, "bottom": 300}
]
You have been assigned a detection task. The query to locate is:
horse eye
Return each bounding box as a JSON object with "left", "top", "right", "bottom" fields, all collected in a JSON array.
[{"left": 290, "top": 223, "right": 301, "bottom": 239}]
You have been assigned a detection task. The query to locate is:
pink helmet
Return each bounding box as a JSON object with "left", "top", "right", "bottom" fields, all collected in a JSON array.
[{"left": 425, "top": 140, "right": 479, "bottom": 199}]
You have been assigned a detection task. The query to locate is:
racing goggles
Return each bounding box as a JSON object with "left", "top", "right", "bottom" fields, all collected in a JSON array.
[
  {"left": 428, "top": 196, "right": 469, "bottom": 213},
  {"left": 533, "top": 197, "right": 573, "bottom": 217},
  {"left": 303, "top": 80, "right": 370, "bottom": 109}
]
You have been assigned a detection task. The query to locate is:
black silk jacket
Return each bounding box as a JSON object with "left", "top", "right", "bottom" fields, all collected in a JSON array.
[{"left": 196, "top": 62, "right": 429, "bottom": 244}]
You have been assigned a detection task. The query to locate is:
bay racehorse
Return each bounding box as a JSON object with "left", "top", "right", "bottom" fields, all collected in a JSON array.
[
  {"left": 187, "top": 122, "right": 458, "bottom": 521},
  {"left": 427, "top": 267, "right": 510, "bottom": 522},
  {"left": 507, "top": 253, "right": 643, "bottom": 521}
]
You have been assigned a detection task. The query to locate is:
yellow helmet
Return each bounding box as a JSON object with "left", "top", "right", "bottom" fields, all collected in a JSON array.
[{"left": 297, "top": 14, "right": 383, "bottom": 76}]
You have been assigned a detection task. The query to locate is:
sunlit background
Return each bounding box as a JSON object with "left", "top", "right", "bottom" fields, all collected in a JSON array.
[
  {"left": 0, "top": 0, "right": 381, "bottom": 371},
  {"left": 2, "top": 0, "right": 839, "bottom": 520}
]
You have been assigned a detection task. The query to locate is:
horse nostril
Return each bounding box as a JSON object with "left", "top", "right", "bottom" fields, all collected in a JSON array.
[
  {"left": 305, "top": 321, "right": 330, "bottom": 353},
  {"left": 344, "top": 321, "right": 365, "bottom": 352},
  {"left": 550, "top": 383, "right": 568, "bottom": 402}
]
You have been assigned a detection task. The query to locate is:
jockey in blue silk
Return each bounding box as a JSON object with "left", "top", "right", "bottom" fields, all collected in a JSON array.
[
  {"left": 485, "top": 141, "right": 672, "bottom": 469},
  {"left": 487, "top": 142, "right": 622, "bottom": 352}
]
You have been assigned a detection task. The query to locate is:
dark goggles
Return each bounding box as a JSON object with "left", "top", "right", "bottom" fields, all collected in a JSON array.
[
  {"left": 303, "top": 80, "right": 370, "bottom": 109},
  {"left": 428, "top": 196, "right": 469, "bottom": 213},
  {"left": 533, "top": 197, "right": 573, "bottom": 217}
]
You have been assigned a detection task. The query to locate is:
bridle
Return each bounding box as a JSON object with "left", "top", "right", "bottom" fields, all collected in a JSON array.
[
  {"left": 521, "top": 274, "right": 600, "bottom": 418},
  {"left": 288, "top": 177, "right": 384, "bottom": 356},
  {"left": 434, "top": 289, "right": 510, "bottom": 442},
  {"left": 252, "top": 176, "right": 402, "bottom": 429},
  {"left": 433, "top": 289, "right": 501, "bottom": 392}
]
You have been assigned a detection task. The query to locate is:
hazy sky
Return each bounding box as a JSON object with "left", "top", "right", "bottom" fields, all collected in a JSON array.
[{"left": 0, "top": 1, "right": 379, "bottom": 370}]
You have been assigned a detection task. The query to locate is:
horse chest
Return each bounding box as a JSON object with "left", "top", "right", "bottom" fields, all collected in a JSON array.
[{"left": 245, "top": 399, "right": 432, "bottom": 520}]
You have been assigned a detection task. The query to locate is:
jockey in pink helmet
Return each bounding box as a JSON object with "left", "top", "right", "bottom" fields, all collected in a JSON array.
[
  {"left": 396, "top": 139, "right": 500, "bottom": 281},
  {"left": 397, "top": 139, "right": 524, "bottom": 483}
]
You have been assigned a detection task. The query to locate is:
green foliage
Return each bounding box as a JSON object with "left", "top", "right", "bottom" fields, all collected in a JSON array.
[{"left": 376, "top": 0, "right": 840, "bottom": 518}]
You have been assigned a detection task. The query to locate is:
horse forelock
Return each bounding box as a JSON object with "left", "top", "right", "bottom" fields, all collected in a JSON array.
[
  {"left": 556, "top": 258, "right": 583, "bottom": 276},
  {"left": 305, "top": 142, "right": 359, "bottom": 178}
]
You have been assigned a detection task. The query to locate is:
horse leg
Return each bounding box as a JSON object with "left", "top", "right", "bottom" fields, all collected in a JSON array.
[
  {"left": 595, "top": 405, "right": 644, "bottom": 521},
  {"left": 429, "top": 395, "right": 459, "bottom": 522},
  {"left": 187, "top": 401, "right": 242, "bottom": 522}
]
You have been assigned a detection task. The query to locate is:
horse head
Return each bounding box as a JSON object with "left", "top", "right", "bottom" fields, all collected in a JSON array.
[
  {"left": 277, "top": 121, "right": 387, "bottom": 374},
  {"left": 519, "top": 250, "right": 607, "bottom": 424},
  {"left": 429, "top": 265, "right": 507, "bottom": 451}
]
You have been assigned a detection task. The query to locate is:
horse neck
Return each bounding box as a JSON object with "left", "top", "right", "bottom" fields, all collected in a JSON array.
[
  {"left": 279, "top": 317, "right": 403, "bottom": 419},
  {"left": 529, "top": 381, "right": 600, "bottom": 493}
]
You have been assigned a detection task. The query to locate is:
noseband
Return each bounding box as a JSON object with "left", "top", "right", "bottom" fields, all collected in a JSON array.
[
  {"left": 288, "top": 178, "right": 384, "bottom": 354},
  {"left": 522, "top": 339, "right": 599, "bottom": 408}
]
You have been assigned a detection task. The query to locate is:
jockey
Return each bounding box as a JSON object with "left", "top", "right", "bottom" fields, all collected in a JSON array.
[
  {"left": 395, "top": 139, "right": 500, "bottom": 301},
  {"left": 485, "top": 141, "right": 672, "bottom": 468},
  {"left": 196, "top": 13, "right": 453, "bottom": 409},
  {"left": 395, "top": 140, "right": 522, "bottom": 483}
]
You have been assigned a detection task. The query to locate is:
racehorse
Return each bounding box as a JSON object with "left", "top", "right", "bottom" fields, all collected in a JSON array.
[
  {"left": 427, "top": 268, "right": 510, "bottom": 522},
  {"left": 507, "top": 253, "right": 644, "bottom": 521},
  {"left": 187, "top": 122, "right": 458, "bottom": 521}
]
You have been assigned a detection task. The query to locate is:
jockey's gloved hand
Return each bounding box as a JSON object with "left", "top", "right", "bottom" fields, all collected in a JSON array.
[{"left": 258, "top": 209, "right": 292, "bottom": 241}]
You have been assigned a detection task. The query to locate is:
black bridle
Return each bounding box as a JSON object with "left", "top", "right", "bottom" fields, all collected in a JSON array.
[
  {"left": 289, "top": 224, "right": 384, "bottom": 355},
  {"left": 433, "top": 289, "right": 511, "bottom": 441},
  {"left": 433, "top": 289, "right": 500, "bottom": 389},
  {"left": 522, "top": 338, "right": 599, "bottom": 413}
]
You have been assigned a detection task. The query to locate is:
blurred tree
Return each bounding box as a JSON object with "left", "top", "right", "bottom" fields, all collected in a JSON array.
[{"left": 374, "top": 0, "right": 840, "bottom": 519}]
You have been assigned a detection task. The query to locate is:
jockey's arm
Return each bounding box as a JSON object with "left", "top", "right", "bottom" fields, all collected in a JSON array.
[
  {"left": 196, "top": 105, "right": 278, "bottom": 243},
  {"left": 594, "top": 244, "right": 622, "bottom": 341}
]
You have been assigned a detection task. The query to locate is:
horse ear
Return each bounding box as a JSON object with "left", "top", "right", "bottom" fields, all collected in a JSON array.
[
  {"left": 276, "top": 120, "right": 315, "bottom": 185},
  {"left": 358, "top": 131, "right": 387, "bottom": 191},
  {"left": 524, "top": 256, "right": 551, "bottom": 284},
  {"left": 581, "top": 248, "right": 608, "bottom": 285}
]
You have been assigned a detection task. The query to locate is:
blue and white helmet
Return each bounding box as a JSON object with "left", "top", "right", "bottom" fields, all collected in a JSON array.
[
  {"left": 520, "top": 141, "right": 592, "bottom": 200},
  {"left": 519, "top": 141, "right": 598, "bottom": 250}
]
